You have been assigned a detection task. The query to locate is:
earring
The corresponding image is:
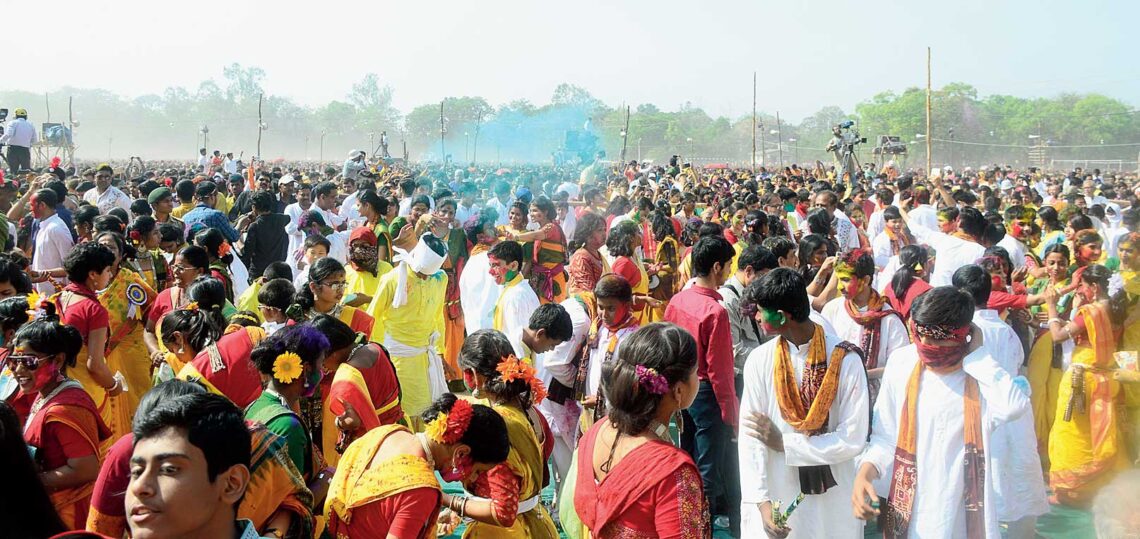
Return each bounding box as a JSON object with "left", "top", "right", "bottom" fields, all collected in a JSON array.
[{"left": 177, "top": 347, "right": 184, "bottom": 354}]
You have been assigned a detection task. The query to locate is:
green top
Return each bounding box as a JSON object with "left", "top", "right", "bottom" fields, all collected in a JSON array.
[{"left": 245, "top": 390, "right": 310, "bottom": 477}]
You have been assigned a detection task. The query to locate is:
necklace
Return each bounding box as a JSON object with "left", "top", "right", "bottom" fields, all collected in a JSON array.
[
  {"left": 649, "top": 420, "right": 671, "bottom": 444},
  {"left": 25, "top": 378, "right": 79, "bottom": 431},
  {"left": 415, "top": 433, "right": 436, "bottom": 469}
]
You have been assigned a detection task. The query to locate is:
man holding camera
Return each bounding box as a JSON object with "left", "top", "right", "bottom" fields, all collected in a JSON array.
[{"left": 0, "top": 108, "right": 38, "bottom": 175}]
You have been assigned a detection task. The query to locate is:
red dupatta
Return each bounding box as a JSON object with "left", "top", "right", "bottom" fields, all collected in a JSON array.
[
  {"left": 179, "top": 327, "right": 266, "bottom": 409},
  {"left": 574, "top": 420, "right": 695, "bottom": 533}
]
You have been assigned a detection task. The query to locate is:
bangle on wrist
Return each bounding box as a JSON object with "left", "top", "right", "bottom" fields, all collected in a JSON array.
[{"left": 1048, "top": 317, "right": 1064, "bottom": 325}]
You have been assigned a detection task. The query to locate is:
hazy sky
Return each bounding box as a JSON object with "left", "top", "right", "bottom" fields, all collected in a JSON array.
[{"left": 5, "top": 0, "right": 1137, "bottom": 122}]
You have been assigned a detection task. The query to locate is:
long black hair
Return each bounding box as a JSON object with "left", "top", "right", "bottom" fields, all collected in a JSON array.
[
  {"left": 458, "top": 330, "right": 537, "bottom": 412},
  {"left": 0, "top": 401, "right": 66, "bottom": 538},
  {"left": 292, "top": 257, "right": 346, "bottom": 316},
  {"left": 891, "top": 244, "right": 930, "bottom": 301},
  {"left": 194, "top": 227, "right": 234, "bottom": 265},
  {"left": 602, "top": 323, "right": 697, "bottom": 436},
  {"left": 421, "top": 394, "right": 509, "bottom": 464}
]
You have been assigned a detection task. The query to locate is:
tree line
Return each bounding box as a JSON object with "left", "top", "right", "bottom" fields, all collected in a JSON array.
[{"left": 2, "top": 63, "right": 1137, "bottom": 168}]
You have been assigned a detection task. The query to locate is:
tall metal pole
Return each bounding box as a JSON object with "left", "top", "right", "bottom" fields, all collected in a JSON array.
[
  {"left": 439, "top": 102, "right": 446, "bottom": 165},
  {"left": 926, "top": 47, "right": 932, "bottom": 175},
  {"left": 759, "top": 121, "right": 765, "bottom": 168},
  {"left": 620, "top": 105, "right": 631, "bottom": 163},
  {"left": 752, "top": 72, "right": 757, "bottom": 172},
  {"left": 776, "top": 111, "right": 784, "bottom": 167}
]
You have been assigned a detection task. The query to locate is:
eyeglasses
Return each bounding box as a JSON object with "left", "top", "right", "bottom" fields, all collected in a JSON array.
[
  {"left": 5, "top": 353, "right": 53, "bottom": 371},
  {"left": 320, "top": 281, "right": 348, "bottom": 291}
]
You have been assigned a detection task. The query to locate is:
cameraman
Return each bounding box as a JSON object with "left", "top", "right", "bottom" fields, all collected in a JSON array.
[{"left": 0, "top": 108, "right": 38, "bottom": 175}]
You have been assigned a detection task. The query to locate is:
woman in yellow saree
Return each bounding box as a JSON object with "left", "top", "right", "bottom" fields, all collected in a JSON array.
[
  {"left": 1026, "top": 243, "right": 1076, "bottom": 456},
  {"left": 452, "top": 330, "right": 558, "bottom": 538},
  {"left": 94, "top": 231, "right": 158, "bottom": 442},
  {"left": 1043, "top": 264, "right": 1131, "bottom": 506}
]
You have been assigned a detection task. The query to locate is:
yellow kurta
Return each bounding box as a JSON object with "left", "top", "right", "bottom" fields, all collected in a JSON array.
[
  {"left": 365, "top": 264, "right": 446, "bottom": 422},
  {"left": 345, "top": 263, "right": 391, "bottom": 343},
  {"left": 463, "top": 402, "right": 558, "bottom": 538}
]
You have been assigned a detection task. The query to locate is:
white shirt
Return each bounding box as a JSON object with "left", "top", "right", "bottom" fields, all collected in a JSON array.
[
  {"left": 739, "top": 331, "right": 868, "bottom": 538},
  {"left": 316, "top": 205, "right": 346, "bottom": 229},
  {"left": 833, "top": 210, "right": 860, "bottom": 253},
  {"left": 494, "top": 277, "right": 540, "bottom": 342},
  {"left": 545, "top": 296, "right": 591, "bottom": 389},
  {"left": 398, "top": 195, "right": 435, "bottom": 217},
  {"left": 870, "top": 231, "right": 894, "bottom": 269},
  {"left": 866, "top": 208, "right": 886, "bottom": 241},
  {"left": 283, "top": 202, "right": 311, "bottom": 267},
  {"left": 971, "top": 310, "right": 1049, "bottom": 522},
  {"left": 909, "top": 221, "right": 985, "bottom": 287},
  {"left": 223, "top": 158, "right": 238, "bottom": 174},
  {"left": 560, "top": 208, "right": 577, "bottom": 240},
  {"left": 32, "top": 214, "right": 74, "bottom": 296},
  {"left": 197, "top": 154, "right": 210, "bottom": 170},
  {"left": 484, "top": 197, "right": 509, "bottom": 227},
  {"left": 338, "top": 192, "right": 362, "bottom": 229},
  {"left": 459, "top": 251, "right": 501, "bottom": 334},
  {"left": 455, "top": 203, "right": 479, "bottom": 226},
  {"left": 907, "top": 204, "right": 939, "bottom": 234},
  {"left": 996, "top": 235, "right": 1029, "bottom": 270},
  {"left": 860, "top": 346, "right": 1031, "bottom": 539},
  {"left": 0, "top": 117, "right": 38, "bottom": 147},
  {"left": 586, "top": 323, "right": 639, "bottom": 398},
  {"left": 556, "top": 181, "right": 581, "bottom": 200},
  {"left": 83, "top": 186, "right": 133, "bottom": 214},
  {"left": 821, "top": 297, "right": 910, "bottom": 378}
]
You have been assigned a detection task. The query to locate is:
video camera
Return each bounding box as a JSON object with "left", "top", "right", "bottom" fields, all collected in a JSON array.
[{"left": 837, "top": 120, "right": 867, "bottom": 145}]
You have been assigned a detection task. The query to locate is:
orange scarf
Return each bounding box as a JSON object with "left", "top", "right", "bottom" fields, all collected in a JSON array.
[
  {"left": 773, "top": 324, "right": 851, "bottom": 494},
  {"left": 885, "top": 360, "right": 985, "bottom": 539},
  {"left": 884, "top": 227, "right": 912, "bottom": 255},
  {"left": 843, "top": 290, "right": 899, "bottom": 371}
]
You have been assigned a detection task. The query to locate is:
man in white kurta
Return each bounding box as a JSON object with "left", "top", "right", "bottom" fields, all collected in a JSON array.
[
  {"left": 972, "top": 307, "right": 1049, "bottom": 536},
  {"left": 907, "top": 207, "right": 986, "bottom": 287},
  {"left": 739, "top": 328, "right": 869, "bottom": 538},
  {"left": 858, "top": 344, "right": 1031, "bottom": 538},
  {"left": 459, "top": 249, "right": 501, "bottom": 333},
  {"left": 487, "top": 241, "right": 540, "bottom": 340}
]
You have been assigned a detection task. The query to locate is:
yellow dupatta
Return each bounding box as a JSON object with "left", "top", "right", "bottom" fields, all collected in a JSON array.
[
  {"left": 99, "top": 269, "right": 157, "bottom": 441},
  {"left": 492, "top": 273, "right": 526, "bottom": 332},
  {"left": 324, "top": 424, "right": 439, "bottom": 529}
]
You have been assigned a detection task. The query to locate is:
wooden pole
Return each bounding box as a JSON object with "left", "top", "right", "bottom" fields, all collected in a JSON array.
[
  {"left": 776, "top": 111, "right": 784, "bottom": 167},
  {"left": 44, "top": 92, "right": 51, "bottom": 123},
  {"left": 620, "top": 105, "right": 631, "bottom": 163},
  {"left": 256, "top": 93, "right": 264, "bottom": 157},
  {"left": 926, "top": 47, "right": 932, "bottom": 175},
  {"left": 752, "top": 72, "right": 757, "bottom": 172}
]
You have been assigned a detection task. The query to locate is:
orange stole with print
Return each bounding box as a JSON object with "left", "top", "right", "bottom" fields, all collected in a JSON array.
[{"left": 177, "top": 326, "right": 266, "bottom": 409}]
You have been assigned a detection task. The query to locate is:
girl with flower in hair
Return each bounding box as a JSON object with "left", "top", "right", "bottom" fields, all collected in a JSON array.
[
  {"left": 127, "top": 215, "right": 167, "bottom": 291},
  {"left": 454, "top": 329, "right": 558, "bottom": 538},
  {"left": 193, "top": 227, "right": 237, "bottom": 302},
  {"left": 246, "top": 324, "right": 331, "bottom": 495},
  {"left": 324, "top": 394, "right": 509, "bottom": 539},
  {"left": 567, "top": 322, "right": 710, "bottom": 538}
]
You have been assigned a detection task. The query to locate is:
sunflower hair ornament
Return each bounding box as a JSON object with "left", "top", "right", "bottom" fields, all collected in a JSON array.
[
  {"left": 272, "top": 352, "right": 304, "bottom": 384},
  {"left": 425, "top": 398, "right": 474, "bottom": 444}
]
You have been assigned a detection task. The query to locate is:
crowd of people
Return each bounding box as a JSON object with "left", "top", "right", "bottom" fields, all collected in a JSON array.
[{"left": 0, "top": 142, "right": 1138, "bottom": 539}]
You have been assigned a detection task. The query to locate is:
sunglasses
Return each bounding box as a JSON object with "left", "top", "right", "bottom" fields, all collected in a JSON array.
[{"left": 5, "top": 353, "right": 53, "bottom": 371}]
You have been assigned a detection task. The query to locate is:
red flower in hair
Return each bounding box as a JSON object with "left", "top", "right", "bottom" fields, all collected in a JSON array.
[
  {"left": 129, "top": 230, "right": 141, "bottom": 242},
  {"left": 442, "top": 399, "right": 474, "bottom": 443},
  {"left": 217, "top": 241, "right": 232, "bottom": 258},
  {"left": 50, "top": 156, "right": 62, "bottom": 169}
]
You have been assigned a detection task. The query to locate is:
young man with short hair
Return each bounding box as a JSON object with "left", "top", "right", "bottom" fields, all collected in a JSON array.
[
  {"left": 663, "top": 235, "right": 740, "bottom": 534},
  {"left": 240, "top": 191, "right": 290, "bottom": 280},
  {"left": 29, "top": 188, "right": 75, "bottom": 295},
  {"left": 487, "top": 240, "right": 540, "bottom": 340},
  {"left": 719, "top": 245, "right": 777, "bottom": 378},
  {"left": 739, "top": 268, "right": 869, "bottom": 538},
  {"left": 127, "top": 392, "right": 257, "bottom": 539},
  {"left": 183, "top": 181, "right": 240, "bottom": 242}
]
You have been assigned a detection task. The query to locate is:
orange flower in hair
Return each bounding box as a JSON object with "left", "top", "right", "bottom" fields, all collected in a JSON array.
[
  {"left": 495, "top": 354, "right": 534, "bottom": 383},
  {"left": 184, "top": 301, "right": 200, "bottom": 312},
  {"left": 528, "top": 377, "right": 548, "bottom": 405},
  {"left": 218, "top": 241, "right": 232, "bottom": 258}
]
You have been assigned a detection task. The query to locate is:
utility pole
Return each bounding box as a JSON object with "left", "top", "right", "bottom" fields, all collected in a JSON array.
[
  {"left": 620, "top": 105, "right": 631, "bottom": 163},
  {"left": 759, "top": 120, "right": 765, "bottom": 168},
  {"left": 752, "top": 72, "right": 757, "bottom": 172},
  {"left": 776, "top": 111, "right": 784, "bottom": 167},
  {"left": 926, "top": 47, "right": 932, "bottom": 175},
  {"left": 256, "top": 93, "right": 264, "bottom": 157},
  {"left": 439, "top": 101, "right": 446, "bottom": 165},
  {"left": 472, "top": 110, "right": 483, "bottom": 163}
]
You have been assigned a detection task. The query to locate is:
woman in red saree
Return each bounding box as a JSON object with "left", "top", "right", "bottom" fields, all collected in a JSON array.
[
  {"left": 56, "top": 242, "right": 123, "bottom": 420},
  {"left": 571, "top": 323, "right": 711, "bottom": 538},
  {"left": 12, "top": 315, "right": 111, "bottom": 530},
  {"left": 310, "top": 314, "right": 403, "bottom": 468},
  {"left": 171, "top": 278, "right": 266, "bottom": 409}
]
